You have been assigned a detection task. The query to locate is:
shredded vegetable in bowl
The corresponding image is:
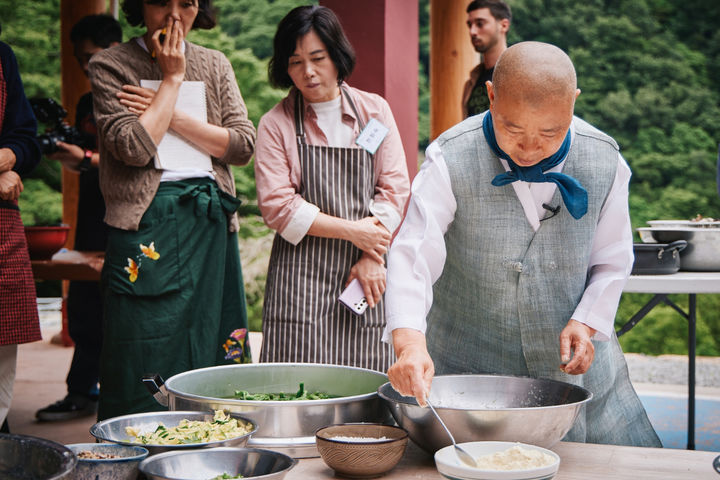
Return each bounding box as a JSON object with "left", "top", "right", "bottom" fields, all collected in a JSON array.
[{"left": 125, "top": 410, "right": 252, "bottom": 445}]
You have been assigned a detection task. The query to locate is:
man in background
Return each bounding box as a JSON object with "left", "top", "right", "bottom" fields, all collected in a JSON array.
[
  {"left": 0, "top": 23, "right": 43, "bottom": 433},
  {"left": 461, "top": 0, "right": 511, "bottom": 118},
  {"left": 35, "top": 14, "right": 120, "bottom": 422}
]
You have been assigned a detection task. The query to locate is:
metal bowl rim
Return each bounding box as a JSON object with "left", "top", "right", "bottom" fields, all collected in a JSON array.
[
  {"left": 315, "top": 422, "right": 409, "bottom": 445},
  {"left": 377, "top": 374, "right": 593, "bottom": 411},
  {"left": 90, "top": 410, "right": 258, "bottom": 449},
  {"left": 163, "top": 362, "right": 388, "bottom": 405},
  {"left": 138, "top": 446, "right": 298, "bottom": 473},
  {"left": 0, "top": 433, "right": 78, "bottom": 478}
]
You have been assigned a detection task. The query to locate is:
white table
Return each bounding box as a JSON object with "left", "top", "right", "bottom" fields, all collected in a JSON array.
[{"left": 620, "top": 271, "right": 720, "bottom": 450}]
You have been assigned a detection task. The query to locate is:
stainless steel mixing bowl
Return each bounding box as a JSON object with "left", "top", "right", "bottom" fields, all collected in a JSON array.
[
  {"left": 144, "top": 363, "right": 393, "bottom": 457},
  {"left": 139, "top": 447, "right": 296, "bottom": 480},
  {"left": 378, "top": 375, "right": 592, "bottom": 453},
  {"left": 0, "top": 433, "right": 77, "bottom": 480},
  {"left": 90, "top": 411, "right": 257, "bottom": 455}
]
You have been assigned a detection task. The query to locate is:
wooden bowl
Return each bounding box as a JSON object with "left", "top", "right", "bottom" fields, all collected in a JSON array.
[
  {"left": 316, "top": 423, "right": 408, "bottom": 478},
  {"left": 23, "top": 225, "right": 69, "bottom": 259}
]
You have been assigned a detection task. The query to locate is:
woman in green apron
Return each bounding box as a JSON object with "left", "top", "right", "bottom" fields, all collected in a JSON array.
[
  {"left": 88, "top": 0, "right": 255, "bottom": 419},
  {"left": 255, "top": 6, "right": 410, "bottom": 373}
]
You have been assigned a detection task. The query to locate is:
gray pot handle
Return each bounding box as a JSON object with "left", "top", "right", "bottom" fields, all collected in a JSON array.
[{"left": 142, "top": 373, "right": 169, "bottom": 407}]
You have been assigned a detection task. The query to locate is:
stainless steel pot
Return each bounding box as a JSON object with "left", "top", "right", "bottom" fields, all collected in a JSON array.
[
  {"left": 637, "top": 227, "right": 720, "bottom": 271},
  {"left": 144, "top": 363, "right": 392, "bottom": 458}
]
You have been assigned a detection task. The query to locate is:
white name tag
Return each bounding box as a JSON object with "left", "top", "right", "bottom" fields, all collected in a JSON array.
[{"left": 355, "top": 118, "right": 389, "bottom": 155}]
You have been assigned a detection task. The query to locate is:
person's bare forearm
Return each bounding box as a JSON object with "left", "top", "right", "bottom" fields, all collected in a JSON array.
[
  {"left": 138, "top": 76, "right": 182, "bottom": 145},
  {"left": 170, "top": 111, "right": 230, "bottom": 159}
]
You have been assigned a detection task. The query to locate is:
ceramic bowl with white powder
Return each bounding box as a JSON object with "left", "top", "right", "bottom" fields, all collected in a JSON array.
[
  {"left": 316, "top": 423, "right": 408, "bottom": 478},
  {"left": 434, "top": 441, "right": 560, "bottom": 480}
]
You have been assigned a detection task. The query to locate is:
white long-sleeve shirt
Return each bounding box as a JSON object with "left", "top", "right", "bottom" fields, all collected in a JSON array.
[{"left": 383, "top": 133, "right": 633, "bottom": 343}]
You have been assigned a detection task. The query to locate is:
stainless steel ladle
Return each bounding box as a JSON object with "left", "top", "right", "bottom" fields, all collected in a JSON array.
[{"left": 425, "top": 396, "right": 478, "bottom": 468}]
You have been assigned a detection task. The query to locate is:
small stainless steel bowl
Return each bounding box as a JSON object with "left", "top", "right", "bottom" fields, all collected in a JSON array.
[
  {"left": 379, "top": 375, "right": 592, "bottom": 453},
  {"left": 90, "top": 411, "right": 257, "bottom": 455},
  {"left": 139, "top": 447, "right": 297, "bottom": 480},
  {"left": 66, "top": 443, "right": 148, "bottom": 480}
]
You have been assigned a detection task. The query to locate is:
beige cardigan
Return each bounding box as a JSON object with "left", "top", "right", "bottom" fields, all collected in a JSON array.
[{"left": 88, "top": 39, "right": 255, "bottom": 232}]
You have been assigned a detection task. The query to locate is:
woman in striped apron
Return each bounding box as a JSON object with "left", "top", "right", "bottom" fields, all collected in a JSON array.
[{"left": 255, "top": 6, "right": 410, "bottom": 373}]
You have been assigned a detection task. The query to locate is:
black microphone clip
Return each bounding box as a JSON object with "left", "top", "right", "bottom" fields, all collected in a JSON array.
[{"left": 541, "top": 203, "right": 561, "bottom": 221}]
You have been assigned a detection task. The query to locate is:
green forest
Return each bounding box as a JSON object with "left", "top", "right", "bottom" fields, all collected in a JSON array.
[{"left": 2, "top": 0, "right": 719, "bottom": 355}]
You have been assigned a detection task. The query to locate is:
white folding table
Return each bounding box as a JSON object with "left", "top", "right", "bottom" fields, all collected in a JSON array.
[{"left": 620, "top": 272, "right": 720, "bottom": 450}]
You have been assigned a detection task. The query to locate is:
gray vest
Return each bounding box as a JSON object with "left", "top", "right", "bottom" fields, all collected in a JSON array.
[{"left": 427, "top": 113, "right": 660, "bottom": 447}]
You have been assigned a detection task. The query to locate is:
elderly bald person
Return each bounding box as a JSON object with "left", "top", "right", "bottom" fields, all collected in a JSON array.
[{"left": 383, "top": 42, "right": 660, "bottom": 447}]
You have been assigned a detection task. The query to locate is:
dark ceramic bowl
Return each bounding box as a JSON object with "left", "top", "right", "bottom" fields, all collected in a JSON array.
[{"left": 0, "top": 433, "right": 76, "bottom": 479}]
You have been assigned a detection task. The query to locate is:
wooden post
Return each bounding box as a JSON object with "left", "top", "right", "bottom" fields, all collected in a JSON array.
[
  {"left": 430, "top": 0, "right": 478, "bottom": 140},
  {"left": 319, "top": 0, "right": 419, "bottom": 179},
  {"left": 59, "top": 0, "right": 106, "bottom": 250},
  {"left": 55, "top": 0, "right": 106, "bottom": 347}
]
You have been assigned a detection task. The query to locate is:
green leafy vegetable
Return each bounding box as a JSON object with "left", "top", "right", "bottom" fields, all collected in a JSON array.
[{"left": 232, "top": 382, "right": 336, "bottom": 401}]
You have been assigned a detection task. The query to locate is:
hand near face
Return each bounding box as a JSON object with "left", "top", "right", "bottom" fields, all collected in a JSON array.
[
  {"left": 0, "top": 170, "right": 24, "bottom": 201},
  {"left": 559, "top": 319, "right": 596, "bottom": 374},
  {"left": 151, "top": 18, "right": 186, "bottom": 82}
]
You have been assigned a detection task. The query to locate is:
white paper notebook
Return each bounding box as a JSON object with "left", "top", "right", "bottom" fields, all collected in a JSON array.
[{"left": 140, "top": 80, "right": 212, "bottom": 171}]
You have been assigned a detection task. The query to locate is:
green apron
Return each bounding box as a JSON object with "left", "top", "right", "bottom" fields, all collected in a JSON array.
[{"left": 98, "top": 178, "right": 251, "bottom": 420}]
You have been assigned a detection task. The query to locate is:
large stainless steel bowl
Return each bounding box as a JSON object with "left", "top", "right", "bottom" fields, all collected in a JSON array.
[
  {"left": 90, "top": 411, "right": 257, "bottom": 455},
  {"left": 637, "top": 227, "right": 720, "bottom": 271},
  {"left": 0, "top": 433, "right": 77, "bottom": 480},
  {"left": 378, "top": 375, "right": 592, "bottom": 453},
  {"left": 145, "top": 363, "right": 392, "bottom": 458},
  {"left": 139, "top": 447, "right": 296, "bottom": 480}
]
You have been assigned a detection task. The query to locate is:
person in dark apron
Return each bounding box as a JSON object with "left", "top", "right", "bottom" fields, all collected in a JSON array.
[
  {"left": 0, "top": 38, "right": 42, "bottom": 432},
  {"left": 88, "top": 0, "right": 255, "bottom": 419},
  {"left": 255, "top": 6, "right": 410, "bottom": 373}
]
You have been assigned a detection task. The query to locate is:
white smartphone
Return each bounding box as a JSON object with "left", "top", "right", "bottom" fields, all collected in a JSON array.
[{"left": 338, "top": 278, "right": 369, "bottom": 315}]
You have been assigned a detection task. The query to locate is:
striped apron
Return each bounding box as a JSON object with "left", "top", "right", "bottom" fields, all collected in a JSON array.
[{"left": 260, "top": 89, "right": 393, "bottom": 373}]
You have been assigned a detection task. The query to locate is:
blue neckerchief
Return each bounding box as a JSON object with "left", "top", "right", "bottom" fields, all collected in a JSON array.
[{"left": 483, "top": 112, "right": 588, "bottom": 220}]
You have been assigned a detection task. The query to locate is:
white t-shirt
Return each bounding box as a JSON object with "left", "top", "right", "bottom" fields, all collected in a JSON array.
[{"left": 309, "top": 96, "right": 354, "bottom": 148}]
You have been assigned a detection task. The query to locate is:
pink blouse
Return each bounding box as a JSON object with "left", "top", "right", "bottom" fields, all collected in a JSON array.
[{"left": 254, "top": 84, "right": 410, "bottom": 245}]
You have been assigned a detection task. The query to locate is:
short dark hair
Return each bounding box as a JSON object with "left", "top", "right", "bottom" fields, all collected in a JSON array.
[
  {"left": 466, "top": 0, "right": 512, "bottom": 22},
  {"left": 268, "top": 5, "right": 355, "bottom": 90},
  {"left": 121, "top": 0, "right": 216, "bottom": 30},
  {"left": 70, "top": 14, "right": 122, "bottom": 48}
]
